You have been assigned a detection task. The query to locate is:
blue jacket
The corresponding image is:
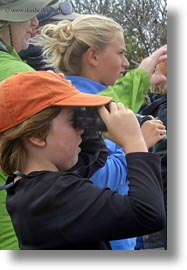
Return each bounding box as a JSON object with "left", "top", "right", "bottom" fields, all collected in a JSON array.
[{"left": 66, "top": 75, "right": 136, "bottom": 250}]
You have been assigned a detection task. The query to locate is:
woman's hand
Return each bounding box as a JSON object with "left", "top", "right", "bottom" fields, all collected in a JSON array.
[{"left": 139, "top": 44, "right": 167, "bottom": 85}]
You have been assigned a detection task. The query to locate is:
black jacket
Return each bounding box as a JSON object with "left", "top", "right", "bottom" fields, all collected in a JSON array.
[
  {"left": 19, "top": 44, "right": 55, "bottom": 71},
  {"left": 6, "top": 151, "right": 166, "bottom": 250},
  {"left": 139, "top": 93, "right": 167, "bottom": 249}
]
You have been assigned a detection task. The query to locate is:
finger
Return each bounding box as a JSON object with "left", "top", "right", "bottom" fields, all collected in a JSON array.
[
  {"left": 108, "top": 102, "right": 119, "bottom": 112},
  {"left": 151, "top": 74, "right": 167, "bottom": 85},
  {"left": 58, "top": 72, "right": 65, "bottom": 79},
  {"left": 157, "top": 129, "right": 167, "bottom": 135},
  {"left": 155, "top": 121, "right": 165, "bottom": 127},
  {"left": 98, "top": 105, "right": 110, "bottom": 117},
  {"left": 47, "top": 70, "right": 55, "bottom": 73},
  {"left": 151, "top": 119, "right": 163, "bottom": 124},
  {"left": 159, "top": 55, "right": 167, "bottom": 62},
  {"left": 116, "top": 102, "right": 125, "bottom": 111},
  {"left": 158, "top": 124, "right": 166, "bottom": 130}
]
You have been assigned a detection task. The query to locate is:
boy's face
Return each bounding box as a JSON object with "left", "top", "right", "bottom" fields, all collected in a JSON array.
[{"left": 44, "top": 107, "right": 84, "bottom": 171}]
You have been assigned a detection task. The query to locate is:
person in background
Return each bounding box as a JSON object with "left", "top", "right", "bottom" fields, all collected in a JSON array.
[
  {"left": 39, "top": 15, "right": 167, "bottom": 113},
  {"left": 38, "top": 14, "right": 167, "bottom": 250},
  {"left": 138, "top": 61, "right": 167, "bottom": 250},
  {"left": 0, "top": 71, "right": 166, "bottom": 250},
  {"left": 0, "top": 0, "right": 55, "bottom": 250},
  {"left": 19, "top": 0, "right": 80, "bottom": 71}
]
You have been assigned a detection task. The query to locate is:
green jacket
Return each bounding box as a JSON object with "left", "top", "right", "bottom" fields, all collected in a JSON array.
[
  {"left": 0, "top": 39, "right": 34, "bottom": 250},
  {"left": 99, "top": 69, "right": 150, "bottom": 113},
  {"left": 0, "top": 172, "right": 19, "bottom": 250},
  {"left": 0, "top": 38, "right": 34, "bottom": 81}
]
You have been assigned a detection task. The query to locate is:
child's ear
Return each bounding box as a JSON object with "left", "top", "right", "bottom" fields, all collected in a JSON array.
[
  {"left": 28, "top": 136, "right": 46, "bottom": 148},
  {"left": 86, "top": 47, "right": 99, "bottom": 66}
]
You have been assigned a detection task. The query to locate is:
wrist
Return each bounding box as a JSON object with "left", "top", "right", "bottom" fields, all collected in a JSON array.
[{"left": 122, "top": 137, "right": 148, "bottom": 154}]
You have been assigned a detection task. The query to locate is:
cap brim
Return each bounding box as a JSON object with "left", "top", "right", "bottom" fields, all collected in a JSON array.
[
  {"left": 54, "top": 92, "right": 112, "bottom": 107},
  {"left": 51, "top": 12, "right": 81, "bottom": 21},
  {"left": 0, "top": 0, "right": 52, "bottom": 22}
]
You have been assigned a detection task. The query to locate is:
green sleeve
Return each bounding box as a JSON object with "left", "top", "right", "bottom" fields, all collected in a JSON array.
[
  {"left": 0, "top": 172, "right": 19, "bottom": 250},
  {"left": 0, "top": 48, "right": 26, "bottom": 249},
  {"left": 98, "top": 69, "right": 150, "bottom": 113},
  {"left": 0, "top": 51, "right": 34, "bottom": 82},
  {"left": 0, "top": 171, "right": 7, "bottom": 184}
]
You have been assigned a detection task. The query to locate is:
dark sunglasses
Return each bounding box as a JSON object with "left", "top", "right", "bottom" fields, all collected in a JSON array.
[{"left": 37, "top": 0, "right": 74, "bottom": 24}]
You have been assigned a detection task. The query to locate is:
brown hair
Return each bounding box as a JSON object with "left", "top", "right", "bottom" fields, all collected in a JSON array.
[
  {"left": 150, "top": 61, "right": 167, "bottom": 95},
  {"left": 0, "top": 106, "right": 61, "bottom": 175}
]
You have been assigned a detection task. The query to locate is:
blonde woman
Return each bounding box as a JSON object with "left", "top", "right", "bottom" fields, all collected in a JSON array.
[{"left": 40, "top": 14, "right": 167, "bottom": 112}]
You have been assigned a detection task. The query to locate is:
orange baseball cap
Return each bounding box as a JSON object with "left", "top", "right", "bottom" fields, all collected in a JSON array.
[{"left": 0, "top": 71, "right": 112, "bottom": 132}]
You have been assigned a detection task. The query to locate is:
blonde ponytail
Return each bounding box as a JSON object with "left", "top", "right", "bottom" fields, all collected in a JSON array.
[{"left": 38, "top": 14, "right": 123, "bottom": 74}]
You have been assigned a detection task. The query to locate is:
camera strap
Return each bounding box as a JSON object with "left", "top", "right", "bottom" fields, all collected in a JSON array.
[
  {"left": 0, "top": 40, "right": 9, "bottom": 53},
  {"left": 0, "top": 171, "right": 27, "bottom": 191}
]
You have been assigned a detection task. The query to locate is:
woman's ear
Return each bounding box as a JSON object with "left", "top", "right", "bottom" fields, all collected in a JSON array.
[
  {"left": 86, "top": 47, "right": 99, "bottom": 66},
  {"left": 28, "top": 136, "right": 46, "bottom": 148}
]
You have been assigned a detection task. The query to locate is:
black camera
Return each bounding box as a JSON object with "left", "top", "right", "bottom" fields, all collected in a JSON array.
[{"left": 73, "top": 107, "right": 155, "bottom": 132}]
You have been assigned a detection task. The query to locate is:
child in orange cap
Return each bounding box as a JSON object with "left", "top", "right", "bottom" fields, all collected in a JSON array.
[{"left": 0, "top": 71, "right": 166, "bottom": 250}]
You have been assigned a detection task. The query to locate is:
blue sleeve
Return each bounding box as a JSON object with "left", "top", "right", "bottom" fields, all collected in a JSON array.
[{"left": 91, "top": 139, "right": 129, "bottom": 194}]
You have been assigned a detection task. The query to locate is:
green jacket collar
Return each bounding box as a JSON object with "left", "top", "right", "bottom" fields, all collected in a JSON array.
[{"left": 0, "top": 38, "right": 22, "bottom": 60}]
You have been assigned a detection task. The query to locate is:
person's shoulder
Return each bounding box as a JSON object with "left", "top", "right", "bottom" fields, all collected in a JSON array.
[
  {"left": 30, "top": 171, "right": 88, "bottom": 188},
  {"left": 0, "top": 51, "right": 34, "bottom": 81},
  {"left": 19, "top": 44, "right": 42, "bottom": 58},
  {"left": 19, "top": 44, "right": 54, "bottom": 71}
]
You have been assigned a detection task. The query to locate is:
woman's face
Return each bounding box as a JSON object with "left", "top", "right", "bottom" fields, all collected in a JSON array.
[
  {"left": 10, "top": 17, "right": 38, "bottom": 52},
  {"left": 90, "top": 31, "right": 129, "bottom": 86}
]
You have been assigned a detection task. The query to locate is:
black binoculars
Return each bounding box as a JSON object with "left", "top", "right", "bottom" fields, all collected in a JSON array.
[{"left": 73, "top": 107, "right": 154, "bottom": 132}]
